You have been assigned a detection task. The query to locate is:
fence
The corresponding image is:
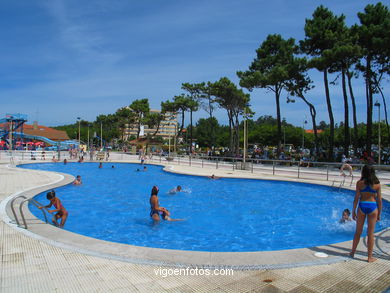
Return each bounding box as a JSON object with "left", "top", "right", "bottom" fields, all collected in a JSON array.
[{"left": 2, "top": 151, "right": 389, "bottom": 184}]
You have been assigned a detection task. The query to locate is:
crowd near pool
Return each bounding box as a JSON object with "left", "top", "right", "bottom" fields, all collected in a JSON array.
[{"left": 22, "top": 163, "right": 390, "bottom": 252}]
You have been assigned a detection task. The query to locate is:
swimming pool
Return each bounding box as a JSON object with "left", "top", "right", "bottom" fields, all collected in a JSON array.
[{"left": 23, "top": 163, "right": 390, "bottom": 252}]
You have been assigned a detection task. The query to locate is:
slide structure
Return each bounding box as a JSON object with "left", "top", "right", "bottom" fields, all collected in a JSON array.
[{"left": 11, "top": 132, "right": 79, "bottom": 150}]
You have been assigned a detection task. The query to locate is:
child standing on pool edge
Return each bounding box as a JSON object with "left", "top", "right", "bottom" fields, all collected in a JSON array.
[
  {"left": 39, "top": 190, "right": 68, "bottom": 228},
  {"left": 350, "top": 165, "right": 382, "bottom": 262}
]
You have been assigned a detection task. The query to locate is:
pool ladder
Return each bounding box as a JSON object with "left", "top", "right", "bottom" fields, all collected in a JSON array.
[
  {"left": 10, "top": 195, "right": 49, "bottom": 229},
  {"left": 332, "top": 174, "right": 354, "bottom": 189}
]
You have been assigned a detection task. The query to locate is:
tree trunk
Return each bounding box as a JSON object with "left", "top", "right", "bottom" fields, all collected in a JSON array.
[
  {"left": 341, "top": 67, "right": 349, "bottom": 156},
  {"left": 228, "top": 111, "right": 234, "bottom": 154},
  {"left": 275, "top": 86, "right": 282, "bottom": 155},
  {"left": 366, "top": 57, "right": 373, "bottom": 156},
  {"left": 374, "top": 78, "right": 390, "bottom": 146},
  {"left": 347, "top": 69, "right": 358, "bottom": 155},
  {"left": 299, "top": 94, "right": 319, "bottom": 158},
  {"left": 190, "top": 109, "right": 193, "bottom": 154},
  {"left": 324, "top": 69, "right": 335, "bottom": 161}
]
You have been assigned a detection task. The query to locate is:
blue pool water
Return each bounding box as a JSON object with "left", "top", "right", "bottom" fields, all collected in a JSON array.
[{"left": 22, "top": 163, "right": 390, "bottom": 252}]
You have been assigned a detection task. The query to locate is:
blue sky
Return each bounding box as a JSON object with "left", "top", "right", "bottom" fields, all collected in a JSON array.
[{"left": 0, "top": 0, "right": 388, "bottom": 127}]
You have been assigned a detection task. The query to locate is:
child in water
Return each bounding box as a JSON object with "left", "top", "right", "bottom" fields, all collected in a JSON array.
[
  {"left": 39, "top": 190, "right": 68, "bottom": 228},
  {"left": 73, "top": 175, "right": 82, "bottom": 185},
  {"left": 340, "top": 209, "right": 352, "bottom": 223}
]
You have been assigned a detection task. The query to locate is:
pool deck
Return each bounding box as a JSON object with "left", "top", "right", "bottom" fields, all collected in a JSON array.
[{"left": 1, "top": 158, "right": 390, "bottom": 292}]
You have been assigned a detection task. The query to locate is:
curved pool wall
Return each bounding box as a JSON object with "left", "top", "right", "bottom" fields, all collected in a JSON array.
[{"left": 21, "top": 162, "right": 390, "bottom": 253}]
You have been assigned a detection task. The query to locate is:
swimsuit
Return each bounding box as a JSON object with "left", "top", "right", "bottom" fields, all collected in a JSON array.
[
  {"left": 53, "top": 199, "right": 67, "bottom": 217},
  {"left": 358, "top": 185, "right": 378, "bottom": 215},
  {"left": 150, "top": 195, "right": 160, "bottom": 218}
]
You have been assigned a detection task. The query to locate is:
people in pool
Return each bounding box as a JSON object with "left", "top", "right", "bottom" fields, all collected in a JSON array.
[
  {"left": 340, "top": 209, "right": 352, "bottom": 223},
  {"left": 98, "top": 162, "right": 103, "bottom": 168},
  {"left": 73, "top": 175, "right": 82, "bottom": 185},
  {"left": 149, "top": 186, "right": 183, "bottom": 221},
  {"left": 169, "top": 185, "right": 182, "bottom": 194},
  {"left": 208, "top": 174, "right": 219, "bottom": 179},
  {"left": 63, "top": 159, "right": 67, "bottom": 165},
  {"left": 39, "top": 190, "right": 68, "bottom": 228},
  {"left": 143, "top": 166, "right": 147, "bottom": 171},
  {"left": 350, "top": 165, "right": 382, "bottom": 262}
]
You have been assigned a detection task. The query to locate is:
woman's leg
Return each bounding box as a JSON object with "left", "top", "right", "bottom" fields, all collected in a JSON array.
[
  {"left": 350, "top": 209, "right": 366, "bottom": 257},
  {"left": 59, "top": 212, "right": 68, "bottom": 228},
  {"left": 366, "top": 209, "right": 378, "bottom": 262}
]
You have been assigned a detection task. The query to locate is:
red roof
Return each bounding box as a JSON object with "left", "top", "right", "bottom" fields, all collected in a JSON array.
[
  {"left": 305, "top": 129, "right": 324, "bottom": 134},
  {"left": 15, "top": 124, "right": 70, "bottom": 141}
]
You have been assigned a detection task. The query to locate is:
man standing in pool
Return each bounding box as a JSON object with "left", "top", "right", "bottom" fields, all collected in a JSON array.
[
  {"left": 39, "top": 190, "right": 68, "bottom": 228},
  {"left": 149, "top": 186, "right": 183, "bottom": 221}
]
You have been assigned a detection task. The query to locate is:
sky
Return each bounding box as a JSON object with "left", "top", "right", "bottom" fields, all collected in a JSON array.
[{"left": 0, "top": 0, "right": 388, "bottom": 127}]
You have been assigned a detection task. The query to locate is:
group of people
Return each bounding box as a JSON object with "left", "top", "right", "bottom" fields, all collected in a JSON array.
[{"left": 39, "top": 162, "right": 382, "bottom": 263}]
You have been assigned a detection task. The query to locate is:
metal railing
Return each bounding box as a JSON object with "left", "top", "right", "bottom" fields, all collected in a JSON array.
[
  {"left": 10, "top": 195, "right": 49, "bottom": 229},
  {"left": 143, "top": 154, "right": 390, "bottom": 183}
]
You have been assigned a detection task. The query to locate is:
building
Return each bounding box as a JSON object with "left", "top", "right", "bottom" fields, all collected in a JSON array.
[
  {"left": 123, "top": 109, "right": 177, "bottom": 140},
  {"left": 18, "top": 122, "right": 70, "bottom": 141}
]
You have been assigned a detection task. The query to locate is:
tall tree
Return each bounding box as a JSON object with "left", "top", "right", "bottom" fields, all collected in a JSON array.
[
  {"left": 354, "top": 2, "right": 390, "bottom": 155},
  {"left": 172, "top": 94, "right": 192, "bottom": 139},
  {"left": 285, "top": 57, "right": 319, "bottom": 157},
  {"left": 129, "top": 99, "right": 150, "bottom": 138},
  {"left": 198, "top": 82, "right": 217, "bottom": 148},
  {"left": 212, "top": 77, "right": 250, "bottom": 155},
  {"left": 300, "top": 5, "right": 346, "bottom": 161},
  {"left": 326, "top": 22, "right": 361, "bottom": 156},
  {"left": 238, "top": 34, "right": 296, "bottom": 154},
  {"left": 115, "top": 107, "right": 135, "bottom": 141},
  {"left": 181, "top": 83, "right": 202, "bottom": 154}
]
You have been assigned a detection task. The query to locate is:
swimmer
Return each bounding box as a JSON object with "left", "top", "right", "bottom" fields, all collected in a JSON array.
[
  {"left": 52, "top": 156, "right": 58, "bottom": 162},
  {"left": 149, "top": 186, "right": 183, "bottom": 221},
  {"left": 143, "top": 166, "right": 147, "bottom": 171},
  {"left": 339, "top": 209, "right": 352, "bottom": 223},
  {"left": 136, "top": 168, "right": 140, "bottom": 172},
  {"left": 39, "top": 190, "right": 68, "bottom": 228},
  {"left": 208, "top": 174, "right": 219, "bottom": 179},
  {"left": 112, "top": 165, "right": 115, "bottom": 168},
  {"left": 63, "top": 159, "right": 67, "bottom": 165},
  {"left": 73, "top": 175, "right": 82, "bottom": 185},
  {"left": 98, "top": 162, "right": 103, "bottom": 168},
  {"left": 78, "top": 156, "right": 84, "bottom": 163},
  {"left": 169, "top": 185, "right": 182, "bottom": 194}
]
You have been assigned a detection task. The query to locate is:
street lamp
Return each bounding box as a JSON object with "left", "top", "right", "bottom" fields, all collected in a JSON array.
[
  {"left": 77, "top": 117, "right": 81, "bottom": 146},
  {"left": 302, "top": 119, "right": 308, "bottom": 150},
  {"left": 374, "top": 101, "right": 381, "bottom": 165},
  {"left": 283, "top": 117, "right": 286, "bottom": 147}
]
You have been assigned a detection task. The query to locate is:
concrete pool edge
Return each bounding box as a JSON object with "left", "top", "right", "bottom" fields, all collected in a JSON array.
[{"left": 1, "top": 162, "right": 389, "bottom": 270}]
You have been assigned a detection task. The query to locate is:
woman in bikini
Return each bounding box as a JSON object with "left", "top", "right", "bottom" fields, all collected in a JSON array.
[
  {"left": 350, "top": 165, "right": 382, "bottom": 262},
  {"left": 149, "top": 186, "right": 183, "bottom": 221},
  {"left": 39, "top": 190, "right": 68, "bottom": 228}
]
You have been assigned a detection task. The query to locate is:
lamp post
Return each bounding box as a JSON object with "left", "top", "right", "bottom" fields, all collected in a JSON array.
[
  {"left": 283, "top": 117, "right": 286, "bottom": 147},
  {"left": 374, "top": 101, "right": 381, "bottom": 165},
  {"left": 302, "top": 119, "right": 308, "bottom": 150},
  {"left": 87, "top": 123, "right": 90, "bottom": 151},
  {"left": 77, "top": 117, "right": 81, "bottom": 146}
]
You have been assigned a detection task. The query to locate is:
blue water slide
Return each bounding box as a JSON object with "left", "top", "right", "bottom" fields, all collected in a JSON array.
[{"left": 11, "top": 132, "right": 79, "bottom": 149}]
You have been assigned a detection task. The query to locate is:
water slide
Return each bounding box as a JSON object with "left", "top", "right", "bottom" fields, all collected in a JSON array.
[{"left": 11, "top": 132, "right": 79, "bottom": 150}]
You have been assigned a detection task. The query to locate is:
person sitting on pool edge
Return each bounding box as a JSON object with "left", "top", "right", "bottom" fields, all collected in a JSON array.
[
  {"left": 339, "top": 209, "right": 352, "bottom": 223},
  {"left": 73, "top": 175, "right": 82, "bottom": 185},
  {"left": 39, "top": 190, "right": 68, "bottom": 228},
  {"left": 149, "top": 186, "right": 183, "bottom": 221}
]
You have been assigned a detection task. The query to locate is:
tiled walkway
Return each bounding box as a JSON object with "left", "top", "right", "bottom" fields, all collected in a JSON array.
[{"left": 0, "top": 161, "right": 389, "bottom": 292}]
